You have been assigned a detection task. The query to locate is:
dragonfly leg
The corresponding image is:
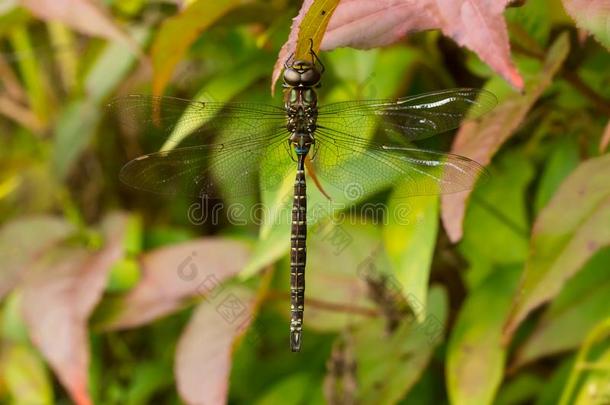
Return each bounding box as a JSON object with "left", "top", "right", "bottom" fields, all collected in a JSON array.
[
  {"left": 285, "top": 139, "right": 298, "bottom": 162},
  {"left": 309, "top": 141, "right": 319, "bottom": 161},
  {"left": 308, "top": 39, "right": 325, "bottom": 74}
]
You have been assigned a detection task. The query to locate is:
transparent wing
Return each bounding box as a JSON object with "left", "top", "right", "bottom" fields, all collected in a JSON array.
[
  {"left": 317, "top": 88, "right": 496, "bottom": 142},
  {"left": 108, "top": 95, "right": 286, "bottom": 148},
  {"left": 119, "top": 131, "right": 295, "bottom": 198},
  {"left": 311, "top": 127, "right": 488, "bottom": 198}
]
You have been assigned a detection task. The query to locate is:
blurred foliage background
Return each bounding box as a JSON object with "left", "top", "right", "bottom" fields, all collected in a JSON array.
[{"left": 1, "top": 0, "right": 610, "bottom": 404}]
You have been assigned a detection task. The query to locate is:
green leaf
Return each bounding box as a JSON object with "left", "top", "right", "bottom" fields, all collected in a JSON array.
[
  {"left": 8, "top": 25, "right": 52, "bottom": 125},
  {"left": 323, "top": 46, "right": 420, "bottom": 102},
  {"left": 383, "top": 195, "right": 438, "bottom": 321},
  {"left": 53, "top": 98, "right": 101, "bottom": 178},
  {"left": 106, "top": 257, "right": 140, "bottom": 293},
  {"left": 297, "top": 222, "right": 382, "bottom": 332},
  {"left": 1, "top": 292, "right": 29, "bottom": 343},
  {"left": 0, "top": 344, "right": 54, "bottom": 405},
  {"left": 504, "top": 154, "right": 610, "bottom": 340},
  {"left": 514, "top": 248, "right": 610, "bottom": 367},
  {"left": 0, "top": 7, "right": 31, "bottom": 37},
  {"left": 151, "top": 0, "right": 253, "bottom": 96},
  {"left": 399, "top": 367, "right": 446, "bottom": 404},
  {"left": 495, "top": 373, "right": 545, "bottom": 405},
  {"left": 353, "top": 286, "right": 448, "bottom": 405},
  {"left": 559, "top": 317, "right": 610, "bottom": 405},
  {"left": 85, "top": 25, "right": 149, "bottom": 104},
  {"left": 293, "top": 0, "right": 340, "bottom": 59},
  {"left": 125, "top": 360, "right": 174, "bottom": 405},
  {"left": 122, "top": 214, "right": 143, "bottom": 256},
  {"left": 54, "top": 25, "right": 147, "bottom": 177},
  {"left": 447, "top": 267, "right": 521, "bottom": 405},
  {"left": 506, "top": 0, "right": 552, "bottom": 46},
  {"left": 534, "top": 136, "right": 580, "bottom": 214},
  {"left": 534, "top": 356, "right": 574, "bottom": 405},
  {"left": 47, "top": 22, "right": 79, "bottom": 93},
  {"left": 459, "top": 150, "right": 533, "bottom": 289},
  {"left": 162, "top": 53, "right": 271, "bottom": 150},
  {"left": 255, "top": 374, "right": 322, "bottom": 405},
  {"left": 240, "top": 167, "right": 386, "bottom": 278}
]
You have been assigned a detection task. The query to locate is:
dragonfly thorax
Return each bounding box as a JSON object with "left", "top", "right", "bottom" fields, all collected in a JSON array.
[
  {"left": 286, "top": 89, "right": 317, "bottom": 155},
  {"left": 284, "top": 60, "right": 319, "bottom": 156}
]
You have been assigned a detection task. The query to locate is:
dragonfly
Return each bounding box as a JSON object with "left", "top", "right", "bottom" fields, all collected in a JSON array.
[{"left": 110, "top": 49, "right": 496, "bottom": 352}]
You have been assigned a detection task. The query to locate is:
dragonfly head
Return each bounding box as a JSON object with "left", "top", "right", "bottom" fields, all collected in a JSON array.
[{"left": 283, "top": 59, "right": 321, "bottom": 87}]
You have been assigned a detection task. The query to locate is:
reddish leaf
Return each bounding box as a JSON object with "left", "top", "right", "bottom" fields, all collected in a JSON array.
[
  {"left": 271, "top": 0, "right": 340, "bottom": 93},
  {"left": 274, "top": 0, "right": 524, "bottom": 92},
  {"left": 441, "top": 33, "right": 569, "bottom": 242},
  {"left": 0, "top": 216, "right": 74, "bottom": 300},
  {"left": 21, "top": 0, "right": 141, "bottom": 56},
  {"left": 600, "top": 120, "right": 610, "bottom": 153},
  {"left": 562, "top": 0, "right": 610, "bottom": 50},
  {"left": 175, "top": 286, "right": 254, "bottom": 405},
  {"left": 323, "top": 0, "right": 523, "bottom": 88},
  {"left": 151, "top": 0, "right": 251, "bottom": 96},
  {"left": 102, "top": 238, "right": 251, "bottom": 330},
  {"left": 20, "top": 213, "right": 128, "bottom": 405}
]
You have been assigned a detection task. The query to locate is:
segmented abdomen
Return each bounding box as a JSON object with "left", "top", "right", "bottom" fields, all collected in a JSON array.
[{"left": 290, "top": 155, "right": 307, "bottom": 352}]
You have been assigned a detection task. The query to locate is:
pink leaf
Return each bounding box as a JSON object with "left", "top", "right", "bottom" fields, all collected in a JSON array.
[
  {"left": 441, "top": 34, "right": 569, "bottom": 242},
  {"left": 0, "top": 216, "right": 74, "bottom": 300},
  {"left": 102, "top": 238, "right": 251, "bottom": 330},
  {"left": 562, "top": 0, "right": 610, "bottom": 50},
  {"left": 275, "top": 0, "right": 524, "bottom": 89},
  {"left": 21, "top": 0, "right": 141, "bottom": 56},
  {"left": 20, "top": 213, "right": 128, "bottom": 405},
  {"left": 321, "top": 0, "right": 439, "bottom": 49},
  {"left": 175, "top": 286, "right": 255, "bottom": 405}
]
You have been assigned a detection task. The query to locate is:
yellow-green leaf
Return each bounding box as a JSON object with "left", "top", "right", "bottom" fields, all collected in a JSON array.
[
  {"left": 447, "top": 267, "right": 521, "bottom": 405},
  {"left": 383, "top": 194, "right": 438, "bottom": 322},
  {"left": 151, "top": 0, "right": 252, "bottom": 96},
  {"left": 504, "top": 154, "right": 610, "bottom": 341},
  {"left": 271, "top": 0, "right": 340, "bottom": 93}
]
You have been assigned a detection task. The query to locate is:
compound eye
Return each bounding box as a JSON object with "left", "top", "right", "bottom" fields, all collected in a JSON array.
[
  {"left": 300, "top": 69, "right": 320, "bottom": 86},
  {"left": 283, "top": 68, "right": 301, "bottom": 86}
]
